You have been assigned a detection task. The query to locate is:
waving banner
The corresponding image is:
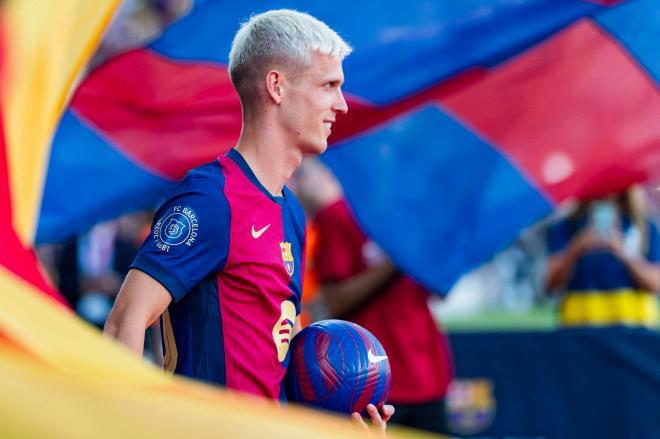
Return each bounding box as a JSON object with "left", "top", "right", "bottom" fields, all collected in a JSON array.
[{"left": 44, "top": 0, "right": 660, "bottom": 292}]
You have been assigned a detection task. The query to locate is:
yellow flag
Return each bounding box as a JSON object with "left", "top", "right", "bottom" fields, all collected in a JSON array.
[
  {"left": 0, "top": 266, "right": 435, "bottom": 438},
  {"left": 1, "top": 0, "right": 120, "bottom": 246}
]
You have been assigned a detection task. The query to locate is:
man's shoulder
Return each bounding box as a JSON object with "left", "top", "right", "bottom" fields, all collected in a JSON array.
[
  {"left": 183, "top": 159, "right": 226, "bottom": 190},
  {"left": 157, "top": 160, "right": 230, "bottom": 216}
]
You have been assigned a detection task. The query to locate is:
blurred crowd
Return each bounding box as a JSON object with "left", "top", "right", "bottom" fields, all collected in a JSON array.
[
  {"left": 439, "top": 184, "right": 660, "bottom": 326},
  {"left": 92, "top": 0, "right": 191, "bottom": 65}
]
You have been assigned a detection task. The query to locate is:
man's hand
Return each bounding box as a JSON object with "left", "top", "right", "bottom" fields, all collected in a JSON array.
[
  {"left": 569, "top": 227, "right": 601, "bottom": 255},
  {"left": 351, "top": 404, "right": 395, "bottom": 435},
  {"left": 594, "top": 228, "right": 625, "bottom": 256}
]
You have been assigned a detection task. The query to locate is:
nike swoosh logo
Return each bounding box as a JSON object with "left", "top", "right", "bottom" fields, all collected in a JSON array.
[
  {"left": 251, "top": 224, "right": 271, "bottom": 239},
  {"left": 368, "top": 348, "right": 388, "bottom": 364}
]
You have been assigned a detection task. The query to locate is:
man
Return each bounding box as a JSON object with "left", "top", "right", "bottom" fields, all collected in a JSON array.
[
  {"left": 292, "top": 158, "right": 454, "bottom": 434},
  {"left": 104, "top": 9, "right": 392, "bottom": 430}
]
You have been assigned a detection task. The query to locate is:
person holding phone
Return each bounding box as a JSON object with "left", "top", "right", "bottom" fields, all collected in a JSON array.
[{"left": 545, "top": 187, "right": 660, "bottom": 327}]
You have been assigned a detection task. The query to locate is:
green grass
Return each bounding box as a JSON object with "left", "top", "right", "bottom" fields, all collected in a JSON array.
[
  {"left": 443, "top": 302, "right": 660, "bottom": 332},
  {"left": 442, "top": 303, "right": 557, "bottom": 332}
]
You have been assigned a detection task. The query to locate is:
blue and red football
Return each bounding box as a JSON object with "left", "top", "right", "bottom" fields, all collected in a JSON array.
[{"left": 286, "top": 319, "right": 391, "bottom": 414}]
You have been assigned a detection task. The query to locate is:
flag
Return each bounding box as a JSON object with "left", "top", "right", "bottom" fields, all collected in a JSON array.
[
  {"left": 44, "top": 0, "right": 660, "bottom": 293},
  {"left": 0, "top": 0, "right": 122, "bottom": 301},
  {"left": 0, "top": 263, "right": 420, "bottom": 438}
]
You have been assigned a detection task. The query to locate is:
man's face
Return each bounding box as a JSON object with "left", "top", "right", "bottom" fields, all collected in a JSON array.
[{"left": 280, "top": 51, "right": 348, "bottom": 155}]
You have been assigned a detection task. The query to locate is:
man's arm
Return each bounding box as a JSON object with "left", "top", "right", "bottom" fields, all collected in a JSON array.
[
  {"left": 620, "top": 256, "right": 660, "bottom": 292},
  {"left": 104, "top": 269, "right": 172, "bottom": 356},
  {"left": 546, "top": 229, "right": 598, "bottom": 292},
  {"left": 604, "top": 230, "right": 660, "bottom": 293},
  {"left": 321, "top": 261, "right": 398, "bottom": 318}
]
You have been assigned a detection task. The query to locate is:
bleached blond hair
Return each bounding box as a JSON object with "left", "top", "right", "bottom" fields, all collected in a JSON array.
[{"left": 228, "top": 9, "right": 352, "bottom": 103}]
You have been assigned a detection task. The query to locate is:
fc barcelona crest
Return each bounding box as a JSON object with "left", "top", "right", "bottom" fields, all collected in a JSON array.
[
  {"left": 446, "top": 379, "right": 496, "bottom": 435},
  {"left": 280, "top": 242, "right": 295, "bottom": 276}
]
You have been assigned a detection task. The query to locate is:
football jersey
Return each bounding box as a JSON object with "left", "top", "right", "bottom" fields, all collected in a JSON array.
[{"left": 131, "top": 149, "right": 306, "bottom": 399}]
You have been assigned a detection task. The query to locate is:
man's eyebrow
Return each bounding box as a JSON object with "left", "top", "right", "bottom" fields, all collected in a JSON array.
[{"left": 322, "top": 76, "right": 344, "bottom": 84}]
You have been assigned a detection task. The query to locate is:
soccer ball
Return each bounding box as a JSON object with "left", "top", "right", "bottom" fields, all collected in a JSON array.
[{"left": 285, "top": 319, "right": 391, "bottom": 414}]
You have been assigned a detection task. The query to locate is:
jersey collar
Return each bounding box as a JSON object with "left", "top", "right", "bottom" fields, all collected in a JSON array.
[{"left": 227, "top": 149, "right": 285, "bottom": 205}]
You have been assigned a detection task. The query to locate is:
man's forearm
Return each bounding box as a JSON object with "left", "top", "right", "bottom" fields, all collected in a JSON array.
[
  {"left": 103, "top": 269, "right": 173, "bottom": 356},
  {"left": 322, "top": 262, "right": 398, "bottom": 317},
  {"left": 104, "top": 308, "right": 147, "bottom": 356},
  {"left": 620, "top": 255, "right": 660, "bottom": 293},
  {"left": 546, "top": 250, "right": 578, "bottom": 292}
]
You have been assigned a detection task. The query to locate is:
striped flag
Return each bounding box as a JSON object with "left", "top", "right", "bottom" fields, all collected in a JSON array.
[{"left": 44, "top": 0, "right": 660, "bottom": 293}]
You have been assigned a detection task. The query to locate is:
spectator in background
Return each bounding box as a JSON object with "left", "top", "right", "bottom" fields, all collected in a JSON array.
[
  {"left": 291, "top": 158, "right": 454, "bottom": 434},
  {"left": 75, "top": 220, "right": 122, "bottom": 327},
  {"left": 59, "top": 212, "right": 151, "bottom": 329},
  {"left": 37, "top": 212, "right": 152, "bottom": 327},
  {"left": 546, "top": 186, "right": 660, "bottom": 327}
]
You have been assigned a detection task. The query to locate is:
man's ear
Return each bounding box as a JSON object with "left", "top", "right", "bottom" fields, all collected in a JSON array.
[{"left": 266, "top": 70, "right": 283, "bottom": 104}]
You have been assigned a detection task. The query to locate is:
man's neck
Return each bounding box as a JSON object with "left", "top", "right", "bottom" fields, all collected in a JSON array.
[{"left": 234, "top": 128, "right": 302, "bottom": 197}]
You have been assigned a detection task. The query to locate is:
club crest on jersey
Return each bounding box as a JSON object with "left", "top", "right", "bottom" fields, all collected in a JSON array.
[
  {"left": 153, "top": 206, "right": 199, "bottom": 252},
  {"left": 165, "top": 219, "right": 186, "bottom": 239},
  {"left": 279, "top": 242, "right": 295, "bottom": 276}
]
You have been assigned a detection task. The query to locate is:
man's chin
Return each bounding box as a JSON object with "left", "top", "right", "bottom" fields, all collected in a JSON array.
[{"left": 303, "top": 141, "right": 328, "bottom": 156}]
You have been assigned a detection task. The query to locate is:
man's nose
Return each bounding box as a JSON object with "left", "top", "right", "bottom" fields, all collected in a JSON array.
[{"left": 333, "top": 90, "right": 348, "bottom": 115}]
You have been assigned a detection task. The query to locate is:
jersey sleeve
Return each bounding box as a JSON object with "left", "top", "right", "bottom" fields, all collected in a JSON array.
[{"left": 130, "top": 175, "right": 230, "bottom": 302}]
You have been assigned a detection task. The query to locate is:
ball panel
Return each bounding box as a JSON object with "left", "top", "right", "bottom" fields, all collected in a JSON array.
[
  {"left": 309, "top": 331, "right": 345, "bottom": 403},
  {"left": 316, "top": 332, "right": 339, "bottom": 391},
  {"left": 302, "top": 328, "right": 327, "bottom": 401},
  {"left": 360, "top": 323, "right": 391, "bottom": 411},
  {"left": 347, "top": 320, "right": 390, "bottom": 414},
  {"left": 342, "top": 322, "right": 370, "bottom": 414},
  {"left": 289, "top": 331, "right": 314, "bottom": 402}
]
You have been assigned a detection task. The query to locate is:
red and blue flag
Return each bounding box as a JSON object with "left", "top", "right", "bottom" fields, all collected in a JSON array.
[{"left": 44, "top": 0, "right": 660, "bottom": 292}]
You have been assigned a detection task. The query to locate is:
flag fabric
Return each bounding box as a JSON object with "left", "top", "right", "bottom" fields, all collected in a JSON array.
[
  {"left": 0, "top": 264, "right": 424, "bottom": 439},
  {"left": 44, "top": 0, "right": 660, "bottom": 293},
  {"left": 1, "top": 0, "right": 121, "bottom": 247},
  {"left": 0, "top": 0, "right": 123, "bottom": 301}
]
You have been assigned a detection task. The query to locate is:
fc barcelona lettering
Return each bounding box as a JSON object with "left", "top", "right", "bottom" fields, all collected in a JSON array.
[{"left": 153, "top": 205, "right": 199, "bottom": 252}]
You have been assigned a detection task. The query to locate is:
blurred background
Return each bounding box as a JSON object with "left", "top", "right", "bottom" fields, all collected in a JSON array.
[{"left": 4, "top": 0, "right": 660, "bottom": 438}]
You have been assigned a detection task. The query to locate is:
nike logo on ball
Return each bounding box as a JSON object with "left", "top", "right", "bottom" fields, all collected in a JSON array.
[
  {"left": 251, "top": 224, "right": 270, "bottom": 239},
  {"left": 368, "top": 348, "right": 388, "bottom": 364}
]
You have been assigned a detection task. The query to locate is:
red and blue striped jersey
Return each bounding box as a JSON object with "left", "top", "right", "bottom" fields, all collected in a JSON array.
[{"left": 131, "top": 149, "right": 306, "bottom": 399}]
